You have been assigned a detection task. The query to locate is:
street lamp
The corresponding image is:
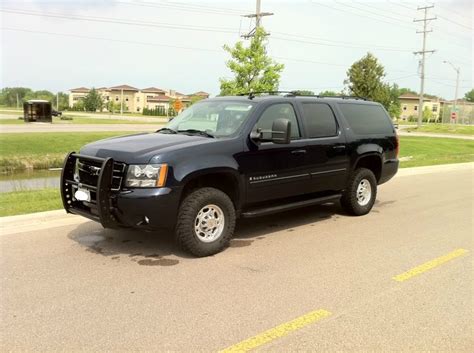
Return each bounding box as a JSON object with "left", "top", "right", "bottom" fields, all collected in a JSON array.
[{"left": 443, "top": 60, "right": 460, "bottom": 123}]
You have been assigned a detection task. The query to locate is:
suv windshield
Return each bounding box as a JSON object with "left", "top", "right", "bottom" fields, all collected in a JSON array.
[{"left": 165, "top": 100, "right": 254, "bottom": 137}]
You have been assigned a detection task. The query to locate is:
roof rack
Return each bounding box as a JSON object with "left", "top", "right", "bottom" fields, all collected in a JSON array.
[{"left": 236, "top": 91, "right": 367, "bottom": 101}]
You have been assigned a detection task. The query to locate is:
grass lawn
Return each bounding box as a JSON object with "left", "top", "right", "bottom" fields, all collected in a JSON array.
[
  {"left": 0, "top": 188, "right": 61, "bottom": 216},
  {"left": 0, "top": 117, "right": 163, "bottom": 125},
  {"left": 406, "top": 124, "right": 474, "bottom": 136},
  {"left": 0, "top": 131, "right": 136, "bottom": 172},
  {"left": 399, "top": 136, "right": 474, "bottom": 167}
]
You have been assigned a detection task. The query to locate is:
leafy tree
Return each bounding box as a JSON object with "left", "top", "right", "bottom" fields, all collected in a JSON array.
[
  {"left": 318, "top": 90, "right": 338, "bottom": 97},
  {"left": 106, "top": 100, "right": 121, "bottom": 113},
  {"left": 83, "top": 88, "right": 104, "bottom": 112},
  {"left": 190, "top": 95, "right": 204, "bottom": 105},
  {"left": 464, "top": 89, "right": 474, "bottom": 102},
  {"left": 345, "top": 53, "right": 400, "bottom": 118},
  {"left": 220, "top": 27, "right": 284, "bottom": 95},
  {"left": 423, "top": 106, "right": 433, "bottom": 122},
  {"left": 398, "top": 87, "right": 417, "bottom": 96},
  {"left": 56, "top": 92, "right": 69, "bottom": 111},
  {"left": 293, "top": 90, "right": 315, "bottom": 95},
  {"left": 0, "top": 87, "right": 33, "bottom": 107},
  {"left": 72, "top": 100, "right": 85, "bottom": 111}
]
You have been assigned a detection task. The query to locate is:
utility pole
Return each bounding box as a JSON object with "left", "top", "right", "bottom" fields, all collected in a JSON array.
[
  {"left": 443, "top": 60, "right": 460, "bottom": 124},
  {"left": 56, "top": 92, "right": 59, "bottom": 111},
  {"left": 241, "top": 0, "right": 273, "bottom": 39},
  {"left": 414, "top": 5, "right": 436, "bottom": 127}
]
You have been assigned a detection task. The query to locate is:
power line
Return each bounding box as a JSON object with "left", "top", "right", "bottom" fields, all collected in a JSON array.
[
  {"left": 271, "top": 32, "right": 415, "bottom": 52},
  {"left": 0, "top": 8, "right": 240, "bottom": 34},
  {"left": 116, "top": 1, "right": 242, "bottom": 16},
  {"left": 2, "top": 27, "right": 223, "bottom": 53}
]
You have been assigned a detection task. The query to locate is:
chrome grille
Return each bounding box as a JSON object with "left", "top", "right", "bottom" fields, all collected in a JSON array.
[{"left": 76, "top": 159, "right": 126, "bottom": 191}]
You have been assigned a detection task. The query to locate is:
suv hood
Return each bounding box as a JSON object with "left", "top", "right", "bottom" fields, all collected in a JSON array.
[{"left": 80, "top": 132, "right": 213, "bottom": 164}]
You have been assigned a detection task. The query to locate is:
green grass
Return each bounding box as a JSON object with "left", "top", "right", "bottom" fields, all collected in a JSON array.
[
  {"left": 0, "top": 117, "right": 164, "bottom": 125},
  {"left": 0, "top": 188, "right": 61, "bottom": 216},
  {"left": 406, "top": 124, "right": 474, "bottom": 136},
  {"left": 0, "top": 131, "right": 136, "bottom": 172},
  {"left": 399, "top": 136, "right": 474, "bottom": 167}
]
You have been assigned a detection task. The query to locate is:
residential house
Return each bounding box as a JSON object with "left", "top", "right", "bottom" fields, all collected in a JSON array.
[
  {"left": 69, "top": 85, "right": 210, "bottom": 113},
  {"left": 399, "top": 93, "right": 441, "bottom": 122}
]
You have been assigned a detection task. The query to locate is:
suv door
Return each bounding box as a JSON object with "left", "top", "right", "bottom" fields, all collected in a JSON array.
[
  {"left": 237, "top": 102, "right": 310, "bottom": 204},
  {"left": 297, "top": 101, "right": 349, "bottom": 193}
]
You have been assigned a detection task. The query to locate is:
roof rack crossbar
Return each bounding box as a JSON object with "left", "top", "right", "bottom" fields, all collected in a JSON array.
[{"left": 236, "top": 91, "right": 367, "bottom": 101}]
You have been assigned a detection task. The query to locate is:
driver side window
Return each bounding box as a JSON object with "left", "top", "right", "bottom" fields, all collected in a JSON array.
[{"left": 254, "top": 103, "right": 301, "bottom": 139}]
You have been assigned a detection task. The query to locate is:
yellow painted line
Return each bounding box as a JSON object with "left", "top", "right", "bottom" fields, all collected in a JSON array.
[
  {"left": 393, "top": 248, "right": 469, "bottom": 282},
  {"left": 219, "top": 309, "right": 331, "bottom": 353}
]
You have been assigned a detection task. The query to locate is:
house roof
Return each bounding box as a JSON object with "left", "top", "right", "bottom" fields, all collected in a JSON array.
[
  {"left": 108, "top": 84, "right": 139, "bottom": 91},
  {"left": 399, "top": 93, "right": 434, "bottom": 101},
  {"left": 192, "top": 91, "right": 210, "bottom": 96},
  {"left": 142, "top": 87, "right": 166, "bottom": 93},
  {"left": 69, "top": 87, "right": 90, "bottom": 93}
]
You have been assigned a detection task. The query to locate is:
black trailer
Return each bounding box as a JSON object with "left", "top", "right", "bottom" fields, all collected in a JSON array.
[{"left": 23, "top": 100, "right": 52, "bottom": 123}]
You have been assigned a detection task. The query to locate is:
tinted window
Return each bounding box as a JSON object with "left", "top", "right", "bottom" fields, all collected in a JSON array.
[
  {"left": 255, "top": 103, "right": 300, "bottom": 139},
  {"left": 339, "top": 103, "right": 393, "bottom": 134},
  {"left": 301, "top": 103, "right": 338, "bottom": 138}
]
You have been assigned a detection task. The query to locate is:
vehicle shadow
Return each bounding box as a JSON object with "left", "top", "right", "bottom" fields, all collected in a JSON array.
[{"left": 67, "top": 201, "right": 344, "bottom": 265}]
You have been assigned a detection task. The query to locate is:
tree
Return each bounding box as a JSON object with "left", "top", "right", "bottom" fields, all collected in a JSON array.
[
  {"left": 398, "top": 87, "right": 417, "bottom": 96},
  {"left": 423, "top": 106, "right": 433, "bottom": 122},
  {"left": 0, "top": 87, "right": 33, "bottom": 107},
  {"left": 106, "top": 100, "right": 121, "bottom": 113},
  {"left": 318, "top": 90, "right": 338, "bottom": 97},
  {"left": 56, "top": 92, "right": 69, "bottom": 111},
  {"left": 464, "top": 89, "right": 474, "bottom": 102},
  {"left": 83, "top": 88, "right": 104, "bottom": 112},
  {"left": 219, "top": 27, "right": 284, "bottom": 95},
  {"left": 345, "top": 52, "right": 400, "bottom": 118},
  {"left": 293, "top": 90, "right": 315, "bottom": 95}
]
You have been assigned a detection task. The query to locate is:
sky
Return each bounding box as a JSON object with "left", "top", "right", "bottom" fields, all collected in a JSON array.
[{"left": 0, "top": 0, "right": 472, "bottom": 99}]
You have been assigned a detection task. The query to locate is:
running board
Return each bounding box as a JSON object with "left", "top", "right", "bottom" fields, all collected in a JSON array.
[{"left": 241, "top": 194, "right": 341, "bottom": 218}]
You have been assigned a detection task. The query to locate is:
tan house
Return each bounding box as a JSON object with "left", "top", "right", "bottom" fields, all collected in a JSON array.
[
  {"left": 399, "top": 93, "right": 441, "bottom": 122},
  {"left": 69, "top": 85, "right": 210, "bottom": 113}
]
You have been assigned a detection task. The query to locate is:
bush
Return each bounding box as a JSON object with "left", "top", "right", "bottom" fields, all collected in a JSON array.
[{"left": 143, "top": 106, "right": 166, "bottom": 116}]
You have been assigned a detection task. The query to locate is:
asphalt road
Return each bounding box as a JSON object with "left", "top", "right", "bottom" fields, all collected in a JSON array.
[{"left": 1, "top": 164, "right": 472, "bottom": 352}]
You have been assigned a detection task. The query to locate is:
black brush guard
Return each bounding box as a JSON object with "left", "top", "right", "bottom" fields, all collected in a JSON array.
[{"left": 60, "top": 152, "right": 119, "bottom": 228}]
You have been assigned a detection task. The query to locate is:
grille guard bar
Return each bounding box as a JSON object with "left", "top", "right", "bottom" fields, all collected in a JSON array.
[{"left": 60, "top": 152, "right": 118, "bottom": 228}]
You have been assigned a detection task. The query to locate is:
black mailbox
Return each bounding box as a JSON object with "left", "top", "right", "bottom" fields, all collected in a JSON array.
[{"left": 23, "top": 100, "right": 52, "bottom": 123}]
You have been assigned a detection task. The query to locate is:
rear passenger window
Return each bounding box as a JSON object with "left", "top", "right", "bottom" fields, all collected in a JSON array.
[
  {"left": 339, "top": 103, "right": 393, "bottom": 135},
  {"left": 301, "top": 103, "right": 338, "bottom": 138}
]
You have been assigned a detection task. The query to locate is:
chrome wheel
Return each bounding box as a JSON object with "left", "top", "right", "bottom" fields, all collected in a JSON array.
[
  {"left": 194, "top": 204, "right": 225, "bottom": 243},
  {"left": 356, "top": 179, "right": 372, "bottom": 206}
]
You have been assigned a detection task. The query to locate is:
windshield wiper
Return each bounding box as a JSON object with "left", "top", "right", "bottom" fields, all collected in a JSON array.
[
  {"left": 177, "top": 129, "right": 215, "bottom": 138},
  {"left": 156, "top": 127, "right": 177, "bottom": 134}
]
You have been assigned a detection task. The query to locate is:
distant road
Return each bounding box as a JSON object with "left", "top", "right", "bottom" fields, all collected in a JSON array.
[{"left": 0, "top": 123, "right": 163, "bottom": 133}]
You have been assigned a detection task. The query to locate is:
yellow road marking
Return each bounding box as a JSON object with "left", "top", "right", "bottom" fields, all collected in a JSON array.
[
  {"left": 219, "top": 309, "right": 331, "bottom": 353},
  {"left": 393, "top": 248, "right": 469, "bottom": 282}
]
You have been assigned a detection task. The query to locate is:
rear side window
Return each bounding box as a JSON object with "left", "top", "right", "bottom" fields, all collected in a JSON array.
[
  {"left": 301, "top": 103, "right": 338, "bottom": 138},
  {"left": 339, "top": 103, "right": 393, "bottom": 134}
]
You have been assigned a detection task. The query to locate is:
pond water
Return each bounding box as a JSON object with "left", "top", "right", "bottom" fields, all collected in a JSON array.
[{"left": 0, "top": 169, "right": 61, "bottom": 193}]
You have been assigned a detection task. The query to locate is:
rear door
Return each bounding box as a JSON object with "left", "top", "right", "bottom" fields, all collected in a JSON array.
[{"left": 297, "top": 100, "right": 350, "bottom": 193}]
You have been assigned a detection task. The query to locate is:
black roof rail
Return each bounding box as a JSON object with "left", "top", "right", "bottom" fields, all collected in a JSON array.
[{"left": 235, "top": 91, "right": 368, "bottom": 101}]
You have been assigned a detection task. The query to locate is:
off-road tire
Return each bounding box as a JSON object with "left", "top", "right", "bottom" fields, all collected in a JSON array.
[
  {"left": 175, "top": 187, "right": 235, "bottom": 257},
  {"left": 340, "top": 168, "right": 377, "bottom": 216}
]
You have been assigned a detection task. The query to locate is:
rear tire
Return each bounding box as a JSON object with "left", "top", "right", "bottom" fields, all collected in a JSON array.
[
  {"left": 341, "top": 168, "right": 377, "bottom": 216},
  {"left": 175, "top": 187, "right": 235, "bottom": 257}
]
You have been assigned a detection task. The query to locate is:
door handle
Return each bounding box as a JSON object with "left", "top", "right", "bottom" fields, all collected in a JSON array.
[
  {"left": 291, "top": 149, "right": 307, "bottom": 155},
  {"left": 333, "top": 145, "right": 346, "bottom": 150}
]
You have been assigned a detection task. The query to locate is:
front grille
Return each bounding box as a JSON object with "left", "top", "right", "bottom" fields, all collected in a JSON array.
[{"left": 77, "top": 159, "right": 126, "bottom": 191}]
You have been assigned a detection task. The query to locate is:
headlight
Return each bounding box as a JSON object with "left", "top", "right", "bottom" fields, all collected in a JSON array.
[{"left": 125, "top": 164, "right": 168, "bottom": 187}]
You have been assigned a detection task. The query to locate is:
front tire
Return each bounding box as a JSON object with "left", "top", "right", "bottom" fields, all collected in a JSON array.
[
  {"left": 341, "top": 168, "right": 377, "bottom": 216},
  {"left": 175, "top": 187, "right": 235, "bottom": 257}
]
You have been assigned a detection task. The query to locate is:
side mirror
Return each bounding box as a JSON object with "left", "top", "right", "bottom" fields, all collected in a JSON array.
[{"left": 271, "top": 118, "right": 291, "bottom": 144}]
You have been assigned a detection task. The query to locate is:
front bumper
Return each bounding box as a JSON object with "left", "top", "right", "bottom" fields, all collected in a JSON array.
[{"left": 60, "top": 152, "right": 181, "bottom": 230}]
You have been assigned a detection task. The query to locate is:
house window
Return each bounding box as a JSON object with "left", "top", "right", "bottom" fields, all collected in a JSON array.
[
  {"left": 403, "top": 105, "right": 407, "bottom": 111},
  {"left": 115, "top": 96, "right": 119, "bottom": 101},
  {"left": 414, "top": 106, "right": 418, "bottom": 111},
  {"left": 432, "top": 104, "right": 438, "bottom": 112},
  {"left": 137, "top": 107, "right": 140, "bottom": 112},
  {"left": 125, "top": 97, "right": 129, "bottom": 102},
  {"left": 137, "top": 97, "right": 140, "bottom": 102},
  {"left": 106, "top": 96, "right": 109, "bottom": 101}
]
